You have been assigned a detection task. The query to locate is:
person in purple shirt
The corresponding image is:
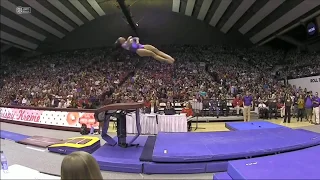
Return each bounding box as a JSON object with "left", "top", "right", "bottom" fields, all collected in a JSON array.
[
  {"left": 242, "top": 91, "right": 253, "bottom": 122},
  {"left": 312, "top": 92, "right": 319, "bottom": 125},
  {"left": 305, "top": 92, "right": 313, "bottom": 123},
  {"left": 115, "top": 36, "right": 175, "bottom": 64}
]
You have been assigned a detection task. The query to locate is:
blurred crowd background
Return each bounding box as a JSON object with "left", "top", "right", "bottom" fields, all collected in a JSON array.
[{"left": 0, "top": 45, "right": 319, "bottom": 121}]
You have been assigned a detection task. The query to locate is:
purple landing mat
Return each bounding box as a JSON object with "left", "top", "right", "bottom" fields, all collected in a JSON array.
[
  {"left": 213, "top": 172, "right": 233, "bottom": 180},
  {"left": 48, "top": 141, "right": 101, "bottom": 155},
  {"left": 152, "top": 128, "right": 320, "bottom": 162},
  {"left": 227, "top": 145, "right": 320, "bottom": 180},
  {"left": 225, "top": 121, "right": 286, "bottom": 131},
  {"left": 0, "top": 130, "right": 30, "bottom": 142},
  {"left": 143, "top": 161, "right": 228, "bottom": 174},
  {"left": 92, "top": 136, "right": 148, "bottom": 173}
]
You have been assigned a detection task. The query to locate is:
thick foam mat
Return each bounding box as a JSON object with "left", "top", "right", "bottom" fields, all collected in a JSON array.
[
  {"left": 225, "top": 121, "right": 285, "bottom": 131},
  {"left": 48, "top": 136, "right": 100, "bottom": 154},
  {"left": 144, "top": 162, "right": 206, "bottom": 174},
  {"left": 18, "top": 136, "right": 63, "bottom": 148},
  {"left": 152, "top": 128, "right": 320, "bottom": 162},
  {"left": 144, "top": 160, "right": 228, "bottom": 174},
  {"left": 92, "top": 136, "right": 148, "bottom": 173},
  {"left": 213, "top": 172, "right": 232, "bottom": 180},
  {"left": 227, "top": 145, "right": 320, "bottom": 180},
  {"left": 0, "top": 130, "right": 30, "bottom": 142}
]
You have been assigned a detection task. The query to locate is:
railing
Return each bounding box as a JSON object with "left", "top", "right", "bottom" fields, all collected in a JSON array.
[{"left": 0, "top": 98, "right": 255, "bottom": 131}]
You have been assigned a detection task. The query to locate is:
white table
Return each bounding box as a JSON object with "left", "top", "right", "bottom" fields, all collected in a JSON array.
[
  {"left": 126, "top": 113, "right": 187, "bottom": 134},
  {"left": 0, "top": 164, "right": 60, "bottom": 179}
]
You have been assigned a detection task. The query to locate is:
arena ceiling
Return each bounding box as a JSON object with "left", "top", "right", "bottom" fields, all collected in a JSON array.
[{"left": 0, "top": 0, "right": 319, "bottom": 55}]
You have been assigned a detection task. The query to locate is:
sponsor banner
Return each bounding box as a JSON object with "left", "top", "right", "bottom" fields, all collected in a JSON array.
[
  {"left": 0, "top": 107, "right": 99, "bottom": 128},
  {"left": 288, "top": 75, "right": 320, "bottom": 93}
]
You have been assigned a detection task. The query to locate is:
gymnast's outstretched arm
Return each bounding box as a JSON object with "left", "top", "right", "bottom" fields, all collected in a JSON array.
[
  {"left": 134, "top": 37, "right": 140, "bottom": 44},
  {"left": 126, "top": 36, "right": 133, "bottom": 44}
]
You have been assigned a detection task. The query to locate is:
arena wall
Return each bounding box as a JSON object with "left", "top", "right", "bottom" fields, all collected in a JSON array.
[{"left": 288, "top": 75, "right": 320, "bottom": 93}]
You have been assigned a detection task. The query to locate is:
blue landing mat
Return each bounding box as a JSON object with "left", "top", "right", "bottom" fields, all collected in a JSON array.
[
  {"left": 92, "top": 136, "right": 147, "bottom": 173},
  {"left": 213, "top": 172, "right": 232, "bottom": 180},
  {"left": 152, "top": 128, "right": 320, "bottom": 162},
  {"left": 225, "top": 121, "right": 285, "bottom": 131},
  {"left": 0, "top": 130, "right": 30, "bottom": 142},
  {"left": 227, "top": 145, "right": 320, "bottom": 180}
]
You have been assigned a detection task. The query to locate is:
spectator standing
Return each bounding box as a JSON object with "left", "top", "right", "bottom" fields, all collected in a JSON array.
[
  {"left": 293, "top": 93, "right": 299, "bottom": 118},
  {"left": 242, "top": 91, "right": 253, "bottom": 122},
  {"left": 312, "top": 92, "right": 319, "bottom": 125},
  {"left": 284, "top": 95, "right": 293, "bottom": 123},
  {"left": 297, "top": 95, "right": 305, "bottom": 122},
  {"left": 305, "top": 92, "right": 313, "bottom": 123}
]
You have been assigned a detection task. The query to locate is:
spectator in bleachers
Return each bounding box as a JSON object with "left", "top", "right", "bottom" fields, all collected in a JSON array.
[
  {"left": 0, "top": 45, "right": 318, "bottom": 126},
  {"left": 145, "top": 100, "right": 159, "bottom": 114},
  {"left": 164, "top": 102, "right": 176, "bottom": 115},
  {"left": 61, "top": 151, "right": 103, "bottom": 180}
]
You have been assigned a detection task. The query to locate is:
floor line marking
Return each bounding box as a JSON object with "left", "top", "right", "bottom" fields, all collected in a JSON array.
[
  {"left": 139, "top": 173, "right": 144, "bottom": 178},
  {"left": 26, "top": 146, "right": 46, "bottom": 152}
]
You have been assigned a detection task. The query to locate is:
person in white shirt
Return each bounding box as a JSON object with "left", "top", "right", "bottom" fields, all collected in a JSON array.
[
  {"left": 21, "top": 97, "right": 27, "bottom": 106},
  {"left": 258, "top": 101, "right": 268, "bottom": 119},
  {"left": 58, "top": 100, "right": 68, "bottom": 108}
]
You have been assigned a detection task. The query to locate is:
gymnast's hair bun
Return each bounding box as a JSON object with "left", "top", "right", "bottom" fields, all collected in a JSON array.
[{"left": 114, "top": 39, "right": 122, "bottom": 49}]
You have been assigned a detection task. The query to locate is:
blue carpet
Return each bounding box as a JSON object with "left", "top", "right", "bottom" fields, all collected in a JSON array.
[{"left": 0, "top": 130, "right": 30, "bottom": 142}]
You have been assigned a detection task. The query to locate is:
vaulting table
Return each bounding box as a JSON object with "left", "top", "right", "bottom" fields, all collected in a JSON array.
[{"left": 94, "top": 102, "right": 144, "bottom": 148}]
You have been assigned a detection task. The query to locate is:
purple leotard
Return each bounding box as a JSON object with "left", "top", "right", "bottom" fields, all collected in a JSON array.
[
  {"left": 121, "top": 37, "right": 144, "bottom": 52},
  {"left": 130, "top": 43, "right": 144, "bottom": 52}
]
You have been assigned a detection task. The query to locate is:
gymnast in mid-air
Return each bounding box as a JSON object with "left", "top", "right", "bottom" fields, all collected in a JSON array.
[{"left": 115, "top": 36, "right": 175, "bottom": 64}]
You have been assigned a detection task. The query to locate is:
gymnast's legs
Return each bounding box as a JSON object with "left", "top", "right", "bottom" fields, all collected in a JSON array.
[
  {"left": 136, "top": 49, "right": 173, "bottom": 64},
  {"left": 136, "top": 45, "right": 175, "bottom": 64}
]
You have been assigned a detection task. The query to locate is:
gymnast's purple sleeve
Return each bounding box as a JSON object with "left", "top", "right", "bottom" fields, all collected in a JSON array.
[{"left": 121, "top": 43, "right": 130, "bottom": 50}]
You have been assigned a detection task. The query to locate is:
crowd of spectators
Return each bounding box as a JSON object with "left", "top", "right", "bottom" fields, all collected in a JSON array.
[
  {"left": 284, "top": 50, "right": 320, "bottom": 78},
  {"left": 0, "top": 46, "right": 319, "bottom": 119}
]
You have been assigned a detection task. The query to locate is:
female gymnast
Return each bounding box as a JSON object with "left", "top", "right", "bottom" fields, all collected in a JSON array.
[{"left": 115, "top": 36, "right": 175, "bottom": 64}]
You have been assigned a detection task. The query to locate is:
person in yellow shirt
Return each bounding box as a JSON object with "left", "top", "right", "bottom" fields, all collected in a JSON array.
[{"left": 297, "top": 95, "right": 305, "bottom": 122}]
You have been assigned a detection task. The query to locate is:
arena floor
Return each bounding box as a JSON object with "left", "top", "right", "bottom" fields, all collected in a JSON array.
[{"left": 1, "top": 120, "right": 319, "bottom": 179}]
